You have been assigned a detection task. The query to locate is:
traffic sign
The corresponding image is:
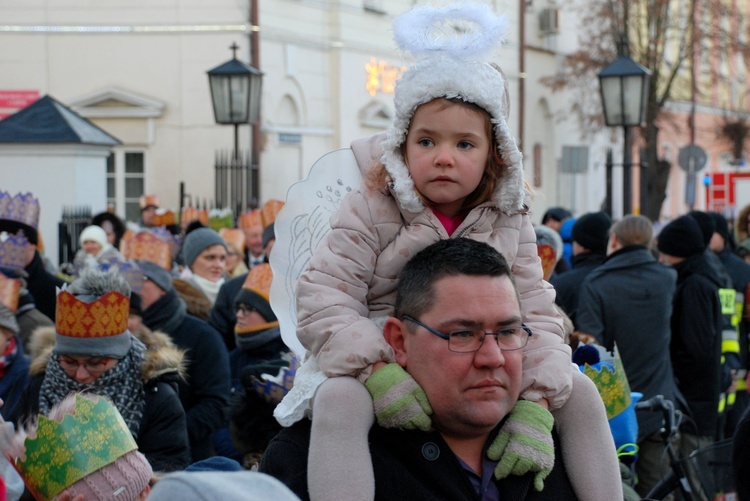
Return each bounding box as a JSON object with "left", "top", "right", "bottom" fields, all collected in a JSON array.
[{"left": 679, "top": 144, "right": 707, "bottom": 174}]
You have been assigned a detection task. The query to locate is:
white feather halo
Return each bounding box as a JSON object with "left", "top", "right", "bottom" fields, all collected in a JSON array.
[{"left": 392, "top": 3, "right": 509, "bottom": 60}]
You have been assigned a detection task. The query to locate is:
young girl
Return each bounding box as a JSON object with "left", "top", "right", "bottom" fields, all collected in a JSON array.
[{"left": 274, "top": 4, "right": 620, "bottom": 500}]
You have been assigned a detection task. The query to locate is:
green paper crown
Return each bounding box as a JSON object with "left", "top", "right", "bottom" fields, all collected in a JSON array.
[
  {"left": 582, "top": 348, "right": 632, "bottom": 420},
  {"left": 14, "top": 394, "right": 137, "bottom": 501}
]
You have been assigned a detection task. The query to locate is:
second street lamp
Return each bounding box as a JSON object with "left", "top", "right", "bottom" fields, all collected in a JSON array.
[{"left": 598, "top": 51, "right": 651, "bottom": 216}]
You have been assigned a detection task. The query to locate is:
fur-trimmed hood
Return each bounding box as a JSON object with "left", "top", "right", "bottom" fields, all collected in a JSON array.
[{"left": 27, "top": 325, "right": 185, "bottom": 381}]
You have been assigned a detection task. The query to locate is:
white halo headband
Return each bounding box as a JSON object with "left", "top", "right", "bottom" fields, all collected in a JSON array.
[{"left": 392, "top": 3, "right": 509, "bottom": 60}]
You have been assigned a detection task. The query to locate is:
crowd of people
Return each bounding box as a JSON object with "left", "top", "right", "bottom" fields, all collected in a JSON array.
[{"left": 0, "top": 3, "right": 748, "bottom": 500}]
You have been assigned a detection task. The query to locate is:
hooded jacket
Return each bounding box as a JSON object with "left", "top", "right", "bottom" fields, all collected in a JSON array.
[
  {"left": 14, "top": 325, "right": 190, "bottom": 472},
  {"left": 296, "top": 133, "right": 571, "bottom": 408}
]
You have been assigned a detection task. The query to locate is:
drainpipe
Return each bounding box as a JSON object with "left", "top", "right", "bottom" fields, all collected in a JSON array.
[{"left": 250, "top": 0, "right": 261, "bottom": 207}]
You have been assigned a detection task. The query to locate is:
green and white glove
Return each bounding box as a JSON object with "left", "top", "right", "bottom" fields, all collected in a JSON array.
[
  {"left": 487, "top": 400, "right": 555, "bottom": 492},
  {"left": 364, "top": 363, "right": 433, "bottom": 431}
]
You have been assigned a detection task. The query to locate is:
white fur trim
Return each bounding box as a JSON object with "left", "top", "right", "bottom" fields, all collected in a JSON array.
[{"left": 380, "top": 56, "right": 525, "bottom": 215}]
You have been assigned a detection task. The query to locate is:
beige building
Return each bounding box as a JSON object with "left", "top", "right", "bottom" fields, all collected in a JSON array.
[{"left": 0, "top": 0, "right": 617, "bottom": 232}]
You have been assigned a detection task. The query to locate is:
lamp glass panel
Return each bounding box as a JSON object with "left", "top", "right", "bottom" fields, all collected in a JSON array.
[
  {"left": 209, "top": 75, "right": 231, "bottom": 123},
  {"left": 600, "top": 76, "right": 623, "bottom": 126},
  {"left": 622, "top": 74, "right": 645, "bottom": 126},
  {"left": 229, "top": 75, "right": 250, "bottom": 123}
]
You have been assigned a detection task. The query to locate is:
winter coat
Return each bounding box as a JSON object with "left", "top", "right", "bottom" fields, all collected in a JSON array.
[
  {"left": 575, "top": 245, "right": 681, "bottom": 438},
  {"left": 14, "top": 326, "right": 190, "bottom": 472},
  {"left": 260, "top": 419, "right": 578, "bottom": 501},
  {"left": 296, "top": 133, "right": 571, "bottom": 407},
  {"left": 141, "top": 288, "right": 231, "bottom": 462},
  {"left": 550, "top": 251, "right": 607, "bottom": 327},
  {"left": 0, "top": 337, "right": 29, "bottom": 420},
  {"left": 71, "top": 245, "right": 123, "bottom": 275},
  {"left": 173, "top": 277, "right": 213, "bottom": 321},
  {"left": 209, "top": 273, "right": 248, "bottom": 351},
  {"left": 15, "top": 291, "right": 53, "bottom": 353},
  {"left": 670, "top": 254, "right": 724, "bottom": 436}
]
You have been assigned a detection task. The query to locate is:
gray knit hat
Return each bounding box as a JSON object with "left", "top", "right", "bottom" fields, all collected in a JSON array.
[
  {"left": 183, "top": 228, "right": 226, "bottom": 267},
  {"left": 148, "top": 471, "right": 300, "bottom": 501},
  {"left": 0, "top": 303, "right": 18, "bottom": 335},
  {"left": 136, "top": 260, "right": 174, "bottom": 293}
]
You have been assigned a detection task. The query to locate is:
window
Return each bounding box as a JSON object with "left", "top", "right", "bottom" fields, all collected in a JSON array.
[{"left": 106, "top": 149, "right": 145, "bottom": 223}]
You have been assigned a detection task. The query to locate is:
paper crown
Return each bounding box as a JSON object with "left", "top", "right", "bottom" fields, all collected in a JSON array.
[
  {"left": 209, "top": 208, "right": 235, "bottom": 231},
  {"left": 152, "top": 208, "right": 176, "bottom": 227},
  {"left": 0, "top": 191, "right": 40, "bottom": 230},
  {"left": 242, "top": 263, "right": 273, "bottom": 299},
  {"left": 251, "top": 354, "right": 299, "bottom": 404},
  {"left": 180, "top": 206, "right": 210, "bottom": 226},
  {"left": 99, "top": 258, "right": 144, "bottom": 296},
  {"left": 582, "top": 349, "right": 632, "bottom": 420},
  {"left": 139, "top": 194, "right": 160, "bottom": 210},
  {"left": 260, "top": 199, "right": 284, "bottom": 228},
  {"left": 537, "top": 244, "right": 557, "bottom": 281},
  {"left": 55, "top": 290, "right": 129, "bottom": 338},
  {"left": 238, "top": 208, "right": 262, "bottom": 229},
  {"left": 219, "top": 228, "right": 246, "bottom": 253},
  {"left": 121, "top": 232, "right": 172, "bottom": 270},
  {"left": 0, "top": 231, "right": 28, "bottom": 270},
  {"left": 0, "top": 272, "right": 21, "bottom": 312},
  {"left": 14, "top": 394, "right": 138, "bottom": 501}
]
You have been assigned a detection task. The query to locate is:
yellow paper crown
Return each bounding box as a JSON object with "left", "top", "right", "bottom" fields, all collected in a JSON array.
[
  {"left": 260, "top": 199, "right": 284, "bottom": 228},
  {"left": 14, "top": 394, "right": 138, "bottom": 501},
  {"left": 238, "top": 208, "right": 262, "bottom": 229},
  {"left": 180, "top": 206, "right": 209, "bottom": 226},
  {"left": 582, "top": 349, "right": 632, "bottom": 420},
  {"left": 242, "top": 263, "right": 273, "bottom": 300},
  {"left": 0, "top": 272, "right": 20, "bottom": 312},
  {"left": 537, "top": 244, "right": 557, "bottom": 281},
  {"left": 55, "top": 290, "right": 129, "bottom": 338},
  {"left": 0, "top": 191, "right": 40, "bottom": 230},
  {"left": 121, "top": 232, "right": 172, "bottom": 270},
  {"left": 220, "top": 228, "right": 246, "bottom": 253},
  {"left": 0, "top": 231, "right": 28, "bottom": 270},
  {"left": 152, "top": 209, "right": 176, "bottom": 227}
]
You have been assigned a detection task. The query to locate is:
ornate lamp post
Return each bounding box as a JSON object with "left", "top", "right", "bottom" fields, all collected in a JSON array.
[
  {"left": 598, "top": 50, "right": 651, "bottom": 215},
  {"left": 207, "top": 43, "right": 263, "bottom": 211}
]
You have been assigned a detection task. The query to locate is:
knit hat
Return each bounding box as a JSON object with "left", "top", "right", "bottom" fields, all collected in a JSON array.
[
  {"left": 687, "top": 211, "right": 714, "bottom": 247},
  {"left": 379, "top": 4, "right": 525, "bottom": 215},
  {"left": 64, "top": 450, "right": 152, "bottom": 501},
  {"left": 235, "top": 263, "right": 277, "bottom": 335},
  {"left": 572, "top": 211, "right": 612, "bottom": 255},
  {"left": 707, "top": 212, "right": 730, "bottom": 241},
  {"left": 80, "top": 225, "right": 108, "bottom": 249},
  {"left": 54, "top": 268, "right": 132, "bottom": 358},
  {"left": 186, "top": 456, "right": 243, "bottom": 472},
  {"left": 182, "top": 227, "right": 226, "bottom": 267},
  {"left": 0, "top": 303, "right": 18, "bottom": 334},
  {"left": 136, "top": 259, "right": 174, "bottom": 293},
  {"left": 657, "top": 215, "right": 705, "bottom": 258},
  {"left": 542, "top": 207, "right": 572, "bottom": 225},
  {"left": 148, "top": 472, "right": 300, "bottom": 501}
]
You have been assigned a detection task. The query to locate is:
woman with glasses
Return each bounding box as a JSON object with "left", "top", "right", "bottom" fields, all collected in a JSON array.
[{"left": 10, "top": 268, "right": 190, "bottom": 473}]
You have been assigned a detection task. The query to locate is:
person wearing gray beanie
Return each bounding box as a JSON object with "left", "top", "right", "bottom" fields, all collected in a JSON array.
[
  {"left": 148, "top": 471, "right": 300, "bottom": 501},
  {"left": 183, "top": 228, "right": 227, "bottom": 269}
]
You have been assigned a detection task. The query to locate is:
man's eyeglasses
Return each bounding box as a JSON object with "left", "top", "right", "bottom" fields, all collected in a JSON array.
[
  {"left": 57, "top": 357, "right": 114, "bottom": 373},
  {"left": 401, "top": 315, "right": 532, "bottom": 353},
  {"left": 236, "top": 304, "right": 257, "bottom": 316}
]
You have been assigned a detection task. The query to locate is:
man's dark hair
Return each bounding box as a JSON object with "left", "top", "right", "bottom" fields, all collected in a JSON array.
[{"left": 394, "top": 238, "right": 513, "bottom": 319}]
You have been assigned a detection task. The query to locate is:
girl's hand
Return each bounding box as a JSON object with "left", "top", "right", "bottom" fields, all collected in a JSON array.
[{"left": 372, "top": 361, "right": 388, "bottom": 373}]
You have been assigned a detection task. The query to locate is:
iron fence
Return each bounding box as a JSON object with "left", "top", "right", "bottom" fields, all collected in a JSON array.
[
  {"left": 58, "top": 206, "right": 91, "bottom": 267},
  {"left": 215, "top": 149, "right": 258, "bottom": 216}
]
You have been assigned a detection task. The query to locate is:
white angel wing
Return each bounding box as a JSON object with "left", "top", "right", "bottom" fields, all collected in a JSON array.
[{"left": 268, "top": 148, "right": 363, "bottom": 358}]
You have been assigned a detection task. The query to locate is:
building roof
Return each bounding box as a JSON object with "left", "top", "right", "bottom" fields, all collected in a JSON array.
[{"left": 0, "top": 95, "right": 120, "bottom": 145}]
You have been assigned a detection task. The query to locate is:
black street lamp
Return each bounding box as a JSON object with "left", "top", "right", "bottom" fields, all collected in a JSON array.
[
  {"left": 207, "top": 42, "right": 263, "bottom": 213},
  {"left": 598, "top": 51, "right": 651, "bottom": 216},
  {"left": 207, "top": 42, "right": 263, "bottom": 160}
]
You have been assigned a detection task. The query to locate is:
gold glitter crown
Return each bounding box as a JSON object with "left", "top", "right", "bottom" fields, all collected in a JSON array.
[
  {"left": 0, "top": 272, "right": 20, "bottom": 312},
  {"left": 238, "top": 208, "right": 261, "bottom": 229},
  {"left": 0, "top": 231, "right": 28, "bottom": 270},
  {"left": 260, "top": 199, "right": 284, "bottom": 228},
  {"left": 121, "top": 232, "right": 172, "bottom": 270},
  {"left": 55, "top": 290, "right": 129, "bottom": 338},
  {"left": 14, "top": 394, "right": 138, "bottom": 501},
  {"left": 582, "top": 349, "right": 632, "bottom": 420},
  {"left": 0, "top": 191, "right": 40, "bottom": 230}
]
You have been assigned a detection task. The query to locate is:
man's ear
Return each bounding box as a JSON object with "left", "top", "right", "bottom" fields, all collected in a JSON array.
[{"left": 383, "top": 317, "right": 408, "bottom": 367}]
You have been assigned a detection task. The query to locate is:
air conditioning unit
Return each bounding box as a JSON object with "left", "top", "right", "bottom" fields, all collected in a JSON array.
[{"left": 539, "top": 8, "right": 560, "bottom": 35}]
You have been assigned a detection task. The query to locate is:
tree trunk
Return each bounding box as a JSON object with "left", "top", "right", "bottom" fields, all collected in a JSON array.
[{"left": 643, "top": 123, "right": 670, "bottom": 221}]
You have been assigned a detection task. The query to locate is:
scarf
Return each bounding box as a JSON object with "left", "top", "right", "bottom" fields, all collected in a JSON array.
[
  {"left": 0, "top": 337, "right": 18, "bottom": 378},
  {"left": 142, "top": 289, "right": 187, "bottom": 335},
  {"left": 235, "top": 324, "right": 281, "bottom": 351},
  {"left": 190, "top": 274, "right": 225, "bottom": 305},
  {"left": 39, "top": 336, "right": 147, "bottom": 438}
]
